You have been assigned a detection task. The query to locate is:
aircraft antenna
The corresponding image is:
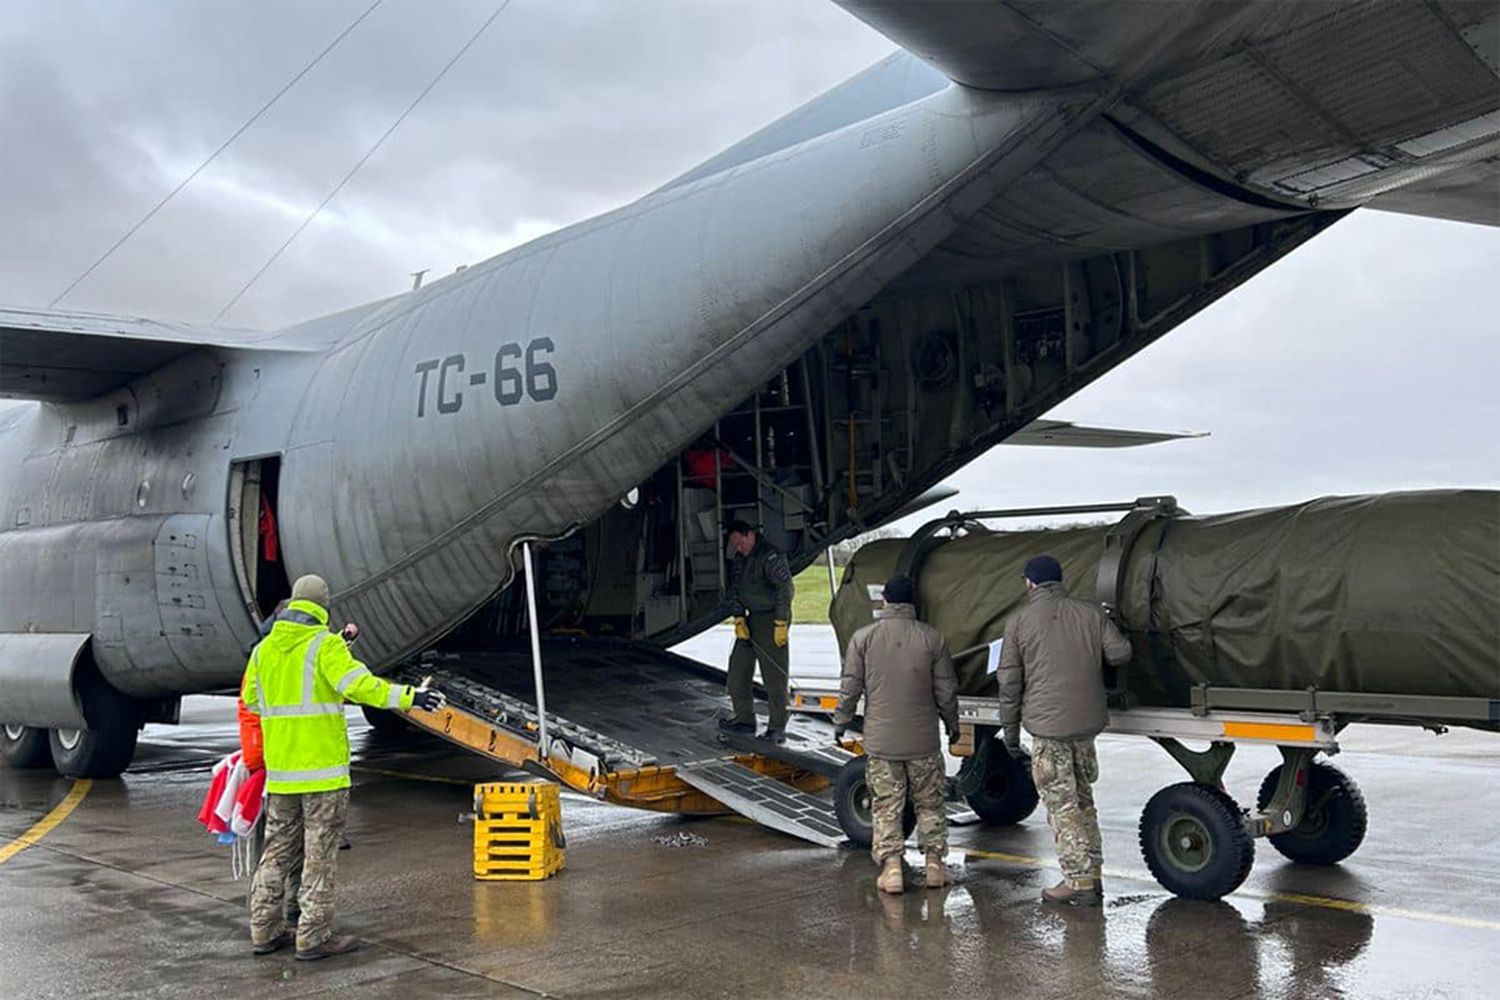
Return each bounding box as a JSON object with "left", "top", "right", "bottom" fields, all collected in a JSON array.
[
  {"left": 213, "top": 1, "right": 512, "bottom": 324},
  {"left": 48, "top": 0, "right": 385, "bottom": 309}
]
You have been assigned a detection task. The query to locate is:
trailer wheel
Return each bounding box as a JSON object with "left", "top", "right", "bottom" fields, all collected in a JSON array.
[
  {"left": 1139, "top": 782, "right": 1254, "bottom": 900},
  {"left": 49, "top": 671, "right": 140, "bottom": 779},
  {"left": 833, "top": 756, "right": 915, "bottom": 848},
  {"left": 361, "top": 705, "right": 413, "bottom": 739},
  {"left": 1256, "top": 762, "right": 1367, "bottom": 866},
  {"left": 964, "top": 741, "right": 1039, "bottom": 826},
  {"left": 2, "top": 723, "right": 54, "bottom": 769}
]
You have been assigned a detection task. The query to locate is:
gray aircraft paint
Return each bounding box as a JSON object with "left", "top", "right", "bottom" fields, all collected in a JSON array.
[{"left": 1, "top": 2, "right": 1497, "bottom": 728}]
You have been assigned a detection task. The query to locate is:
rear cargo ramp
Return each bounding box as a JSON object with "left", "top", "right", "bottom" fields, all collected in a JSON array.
[{"left": 389, "top": 639, "right": 850, "bottom": 847}]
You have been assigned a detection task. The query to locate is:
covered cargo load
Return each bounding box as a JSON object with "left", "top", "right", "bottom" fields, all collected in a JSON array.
[{"left": 831, "top": 491, "right": 1499, "bottom": 727}]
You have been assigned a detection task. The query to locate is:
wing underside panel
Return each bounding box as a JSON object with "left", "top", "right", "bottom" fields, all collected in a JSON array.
[{"left": 0, "top": 307, "right": 272, "bottom": 401}]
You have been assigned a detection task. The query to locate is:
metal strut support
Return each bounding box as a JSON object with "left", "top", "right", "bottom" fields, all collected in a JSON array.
[
  {"left": 522, "top": 541, "right": 549, "bottom": 758},
  {"left": 1153, "top": 737, "right": 1236, "bottom": 787},
  {"left": 1251, "top": 745, "right": 1317, "bottom": 837}
]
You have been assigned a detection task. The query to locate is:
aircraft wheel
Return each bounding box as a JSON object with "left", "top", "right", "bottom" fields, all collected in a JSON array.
[
  {"left": 1139, "top": 782, "right": 1254, "bottom": 900},
  {"left": 833, "top": 756, "right": 915, "bottom": 848},
  {"left": 49, "top": 673, "right": 140, "bottom": 778},
  {"left": 1, "top": 723, "right": 54, "bottom": 769},
  {"left": 361, "top": 705, "right": 414, "bottom": 738},
  {"left": 1256, "top": 762, "right": 1368, "bottom": 866},
  {"left": 963, "top": 740, "right": 1039, "bottom": 826}
]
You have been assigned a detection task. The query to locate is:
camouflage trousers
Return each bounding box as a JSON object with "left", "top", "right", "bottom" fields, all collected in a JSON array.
[
  {"left": 1031, "top": 736, "right": 1103, "bottom": 884},
  {"left": 866, "top": 754, "right": 947, "bottom": 864},
  {"left": 249, "top": 789, "right": 350, "bottom": 951},
  {"left": 249, "top": 810, "right": 302, "bottom": 926}
]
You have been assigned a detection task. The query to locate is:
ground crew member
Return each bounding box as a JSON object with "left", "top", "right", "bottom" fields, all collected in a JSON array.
[
  {"left": 243, "top": 574, "right": 445, "bottom": 960},
  {"left": 834, "top": 575, "right": 959, "bottom": 894},
  {"left": 999, "top": 555, "right": 1131, "bottom": 906},
  {"left": 719, "top": 520, "right": 795, "bottom": 744}
]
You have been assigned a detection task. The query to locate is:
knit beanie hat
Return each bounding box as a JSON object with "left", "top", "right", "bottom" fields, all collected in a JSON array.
[{"left": 1022, "top": 555, "right": 1063, "bottom": 585}]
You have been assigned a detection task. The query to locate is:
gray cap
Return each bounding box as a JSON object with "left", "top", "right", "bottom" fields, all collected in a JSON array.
[{"left": 290, "top": 574, "right": 330, "bottom": 607}]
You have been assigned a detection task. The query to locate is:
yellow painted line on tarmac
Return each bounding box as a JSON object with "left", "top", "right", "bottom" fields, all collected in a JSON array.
[
  {"left": 1260, "top": 891, "right": 1500, "bottom": 932},
  {"left": 958, "top": 847, "right": 1051, "bottom": 868},
  {"left": 959, "top": 847, "right": 1500, "bottom": 932},
  {"left": 0, "top": 779, "right": 93, "bottom": 867}
]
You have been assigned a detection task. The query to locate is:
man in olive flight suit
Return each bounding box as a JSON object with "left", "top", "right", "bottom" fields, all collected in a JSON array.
[{"left": 719, "top": 520, "right": 795, "bottom": 744}]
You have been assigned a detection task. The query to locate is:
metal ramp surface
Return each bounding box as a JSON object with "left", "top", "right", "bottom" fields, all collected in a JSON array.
[
  {"left": 676, "top": 760, "right": 847, "bottom": 848},
  {"left": 393, "top": 638, "right": 975, "bottom": 845}
]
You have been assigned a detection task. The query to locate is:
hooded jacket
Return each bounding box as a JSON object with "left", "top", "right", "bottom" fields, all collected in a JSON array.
[
  {"left": 835, "top": 604, "right": 960, "bottom": 760},
  {"left": 241, "top": 599, "right": 414, "bottom": 794},
  {"left": 998, "top": 582, "right": 1131, "bottom": 740}
]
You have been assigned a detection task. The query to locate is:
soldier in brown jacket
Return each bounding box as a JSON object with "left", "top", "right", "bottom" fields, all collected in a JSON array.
[
  {"left": 999, "top": 554, "right": 1131, "bottom": 906},
  {"left": 835, "top": 575, "right": 960, "bottom": 894}
]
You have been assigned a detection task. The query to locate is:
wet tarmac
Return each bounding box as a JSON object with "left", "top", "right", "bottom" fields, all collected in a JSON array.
[{"left": 2, "top": 637, "right": 1497, "bottom": 999}]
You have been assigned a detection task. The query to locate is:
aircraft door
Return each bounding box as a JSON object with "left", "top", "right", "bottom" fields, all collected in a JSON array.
[{"left": 228, "top": 458, "right": 292, "bottom": 623}]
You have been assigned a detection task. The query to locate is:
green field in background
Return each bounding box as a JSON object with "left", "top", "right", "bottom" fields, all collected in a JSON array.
[{"left": 792, "top": 564, "right": 834, "bottom": 624}]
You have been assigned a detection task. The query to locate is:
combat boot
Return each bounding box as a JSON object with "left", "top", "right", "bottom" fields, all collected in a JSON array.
[
  {"left": 1041, "top": 878, "right": 1101, "bottom": 906},
  {"left": 251, "top": 931, "right": 294, "bottom": 956},
  {"left": 876, "top": 856, "right": 904, "bottom": 894},
  {"left": 295, "top": 934, "right": 362, "bottom": 962},
  {"left": 924, "top": 851, "right": 949, "bottom": 888}
]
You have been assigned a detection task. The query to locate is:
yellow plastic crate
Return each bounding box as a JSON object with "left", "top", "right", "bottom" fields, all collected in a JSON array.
[{"left": 473, "top": 781, "right": 565, "bottom": 881}]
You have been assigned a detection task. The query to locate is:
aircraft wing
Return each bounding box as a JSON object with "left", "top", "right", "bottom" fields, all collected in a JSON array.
[
  {"left": 0, "top": 306, "right": 279, "bottom": 402},
  {"left": 1003, "top": 420, "right": 1207, "bottom": 449},
  {"left": 1366, "top": 154, "right": 1500, "bottom": 228},
  {"left": 831, "top": 0, "right": 1500, "bottom": 231}
]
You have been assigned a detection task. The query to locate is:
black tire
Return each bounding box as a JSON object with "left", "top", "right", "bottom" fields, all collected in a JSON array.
[
  {"left": 361, "top": 704, "right": 413, "bottom": 738},
  {"left": 963, "top": 740, "right": 1039, "bottom": 826},
  {"left": 1139, "top": 782, "right": 1255, "bottom": 900},
  {"left": 1, "top": 723, "right": 54, "bottom": 769},
  {"left": 49, "top": 671, "right": 140, "bottom": 778},
  {"left": 833, "top": 755, "right": 916, "bottom": 848},
  {"left": 1256, "top": 762, "right": 1368, "bottom": 866}
]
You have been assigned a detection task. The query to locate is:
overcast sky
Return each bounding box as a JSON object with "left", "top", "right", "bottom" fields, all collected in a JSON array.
[{"left": 2, "top": 0, "right": 1496, "bottom": 520}]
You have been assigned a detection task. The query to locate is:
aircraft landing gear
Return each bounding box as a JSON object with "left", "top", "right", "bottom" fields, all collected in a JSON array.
[
  {"left": 48, "top": 671, "right": 140, "bottom": 778},
  {"left": 1256, "top": 761, "right": 1368, "bottom": 865},
  {"left": 833, "top": 755, "right": 915, "bottom": 848},
  {"left": 1, "top": 723, "right": 53, "bottom": 769}
]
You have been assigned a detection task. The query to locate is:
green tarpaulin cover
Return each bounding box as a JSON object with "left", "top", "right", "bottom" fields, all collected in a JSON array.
[{"left": 831, "top": 491, "right": 1499, "bottom": 719}]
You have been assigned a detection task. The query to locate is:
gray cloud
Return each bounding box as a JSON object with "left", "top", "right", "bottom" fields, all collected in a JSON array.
[
  {"left": 1, "top": 2, "right": 1496, "bottom": 515},
  {"left": 1, "top": 0, "right": 892, "bottom": 324}
]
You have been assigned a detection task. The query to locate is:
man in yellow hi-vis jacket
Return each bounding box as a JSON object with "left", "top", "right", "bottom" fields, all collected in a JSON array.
[{"left": 243, "top": 574, "right": 445, "bottom": 961}]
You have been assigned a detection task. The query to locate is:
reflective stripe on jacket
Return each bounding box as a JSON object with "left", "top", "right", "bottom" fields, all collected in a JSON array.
[{"left": 241, "top": 599, "right": 413, "bottom": 794}]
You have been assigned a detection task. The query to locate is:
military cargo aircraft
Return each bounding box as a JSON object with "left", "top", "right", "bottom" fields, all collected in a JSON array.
[{"left": 2, "top": 1, "right": 1498, "bottom": 787}]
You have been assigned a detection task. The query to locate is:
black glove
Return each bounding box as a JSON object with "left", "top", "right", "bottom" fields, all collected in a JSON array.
[
  {"left": 410, "top": 685, "right": 447, "bottom": 713},
  {"left": 833, "top": 724, "right": 848, "bottom": 741},
  {"left": 1002, "top": 724, "right": 1022, "bottom": 753},
  {"left": 947, "top": 728, "right": 962, "bottom": 747}
]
